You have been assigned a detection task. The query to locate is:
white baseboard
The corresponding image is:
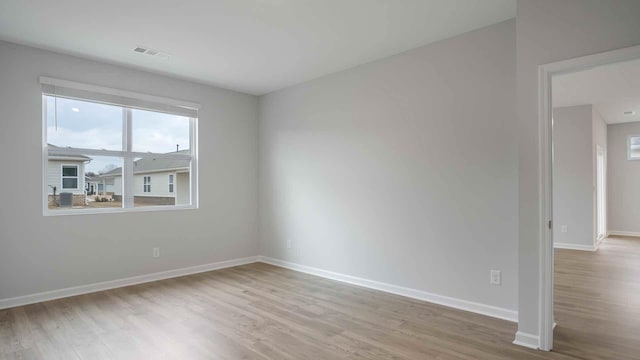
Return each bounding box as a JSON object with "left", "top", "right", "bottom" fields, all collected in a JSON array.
[
  {"left": 258, "top": 256, "right": 518, "bottom": 322},
  {"left": 553, "top": 242, "right": 597, "bottom": 251},
  {"left": 608, "top": 230, "right": 640, "bottom": 237},
  {"left": 1, "top": 255, "right": 518, "bottom": 326},
  {"left": 0, "top": 256, "right": 260, "bottom": 310},
  {"left": 513, "top": 331, "right": 539, "bottom": 350}
]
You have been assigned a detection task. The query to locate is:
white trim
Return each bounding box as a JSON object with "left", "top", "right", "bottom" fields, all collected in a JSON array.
[
  {"left": 60, "top": 164, "right": 80, "bottom": 190},
  {"left": 537, "top": 61, "right": 555, "bottom": 352},
  {"left": 0, "top": 256, "right": 259, "bottom": 310},
  {"left": 43, "top": 95, "right": 199, "bottom": 216},
  {"left": 39, "top": 76, "right": 200, "bottom": 111},
  {"left": 258, "top": 256, "right": 518, "bottom": 322},
  {"left": 608, "top": 230, "right": 640, "bottom": 237},
  {"left": 535, "top": 44, "right": 640, "bottom": 352},
  {"left": 627, "top": 135, "right": 640, "bottom": 160},
  {"left": 1, "top": 255, "right": 518, "bottom": 326},
  {"left": 123, "top": 108, "right": 134, "bottom": 208},
  {"left": 513, "top": 332, "right": 540, "bottom": 350},
  {"left": 595, "top": 145, "right": 607, "bottom": 244},
  {"left": 189, "top": 117, "right": 198, "bottom": 208},
  {"left": 143, "top": 175, "right": 151, "bottom": 193},
  {"left": 42, "top": 95, "right": 48, "bottom": 216},
  {"left": 45, "top": 203, "right": 197, "bottom": 216},
  {"left": 553, "top": 242, "right": 597, "bottom": 251}
]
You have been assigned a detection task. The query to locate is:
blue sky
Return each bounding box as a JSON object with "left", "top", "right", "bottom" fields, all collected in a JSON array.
[{"left": 46, "top": 96, "right": 190, "bottom": 173}]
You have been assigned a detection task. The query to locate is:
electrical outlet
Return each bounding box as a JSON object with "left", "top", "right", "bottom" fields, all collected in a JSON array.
[
  {"left": 561, "top": 225, "right": 568, "bottom": 233},
  {"left": 286, "top": 239, "right": 292, "bottom": 249},
  {"left": 490, "top": 270, "right": 502, "bottom": 285},
  {"left": 153, "top": 247, "right": 160, "bottom": 258}
]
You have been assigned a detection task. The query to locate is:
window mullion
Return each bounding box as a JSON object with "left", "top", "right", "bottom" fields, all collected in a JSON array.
[
  {"left": 123, "top": 108, "right": 134, "bottom": 208},
  {"left": 189, "top": 117, "right": 197, "bottom": 207}
]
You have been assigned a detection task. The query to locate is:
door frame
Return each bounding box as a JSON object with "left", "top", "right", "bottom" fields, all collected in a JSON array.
[
  {"left": 537, "top": 44, "right": 640, "bottom": 351},
  {"left": 595, "top": 144, "right": 607, "bottom": 244}
]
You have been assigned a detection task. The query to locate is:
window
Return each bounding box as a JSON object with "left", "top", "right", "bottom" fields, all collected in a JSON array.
[
  {"left": 42, "top": 77, "right": 199, "bottom": 214},
  {"left": 628, "top": 135, "right": 640, "bottom": 160},
  {"left": 61, "top": 165, "right": 79, "bottom": 189},
  {"left": 144, "top": 176, "right": 151, "bottom": 193}
]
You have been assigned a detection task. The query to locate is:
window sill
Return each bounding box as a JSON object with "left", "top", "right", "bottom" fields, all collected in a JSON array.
[{"left": 43, "top": 204, "right": 198, "bottom": 217}]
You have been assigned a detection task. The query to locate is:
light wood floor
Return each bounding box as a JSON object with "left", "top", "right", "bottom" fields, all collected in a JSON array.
[
  {"left": 553, "top": 235, "right": 640, "bottom": 360},
  {"left": 1, "top": 237, "right": 638, "bottom": 360}
]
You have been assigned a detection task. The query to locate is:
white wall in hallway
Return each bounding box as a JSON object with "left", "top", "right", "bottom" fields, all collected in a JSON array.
[
  {"left": 608, "top": 122, "right": 640, "bottom": 234},
  {"left": 552, "top": 105, "right": 595, "bottom": 249}
]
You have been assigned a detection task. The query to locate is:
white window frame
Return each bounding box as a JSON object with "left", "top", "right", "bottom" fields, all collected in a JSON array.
[
  {"left": 143, "top": 176, "right": 152, "bottom": 193},
  {"left": 168, "top": 174, "right": 174, "bottom": 193},
  {"left": 627, "top": 135, "right": 640, "bottom": 160},
  {"left": 61, "top": 164, "right": 80, "bottom": 190},
  {"left": 42, "top": 77, "right": 199, "bottom": 216}
]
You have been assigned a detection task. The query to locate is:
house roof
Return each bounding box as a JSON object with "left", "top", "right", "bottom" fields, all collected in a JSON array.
[
  {"left": 101, "top": 150, "right": 190, "bottom": 177},
  {"left": 48, "top": 144, "right": 92, "bottom": 161}
]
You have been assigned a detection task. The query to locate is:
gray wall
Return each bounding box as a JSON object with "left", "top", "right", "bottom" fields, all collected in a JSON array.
[
  {"left": 608, "top": 122, "right": 640, "bottom": 233},
  {"left": 259, "top": 21, "right": 518, "bottom": 311},
  {"left": 0, "top": 41, "right": 260, "bottom": 300},
  {"left": 516, "top": 0, "right": 640, "bottom": 337},
  {"left": 552, "top": 105, "right": 594, "bottom": 248}
]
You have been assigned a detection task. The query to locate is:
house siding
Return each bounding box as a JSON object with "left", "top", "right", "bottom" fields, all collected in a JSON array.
[
  {"left": 46, "top": 160, "right": 85, "bottom": 195},
  {"left": 176, "top": 172, "right": 190, "bottom": 205},
  {"left": 108, "top": 171, "right": 190, "bottom": 204},
  {"left": 134, "top": 171, "right": 176, "bottom": 198}
]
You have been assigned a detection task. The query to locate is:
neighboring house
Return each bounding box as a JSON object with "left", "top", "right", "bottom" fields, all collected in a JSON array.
[
  {"left": 47, "top": 144, "right": 90, "bottom": 206},
  {"left": 48, "top": 145, "right": 190, "bottom": 207},
  {"left": 100, "top": 150, "right": 191, "bottom": 206},
  {"left": 85, "top": 175, "right": 98, "bottom": 195}
]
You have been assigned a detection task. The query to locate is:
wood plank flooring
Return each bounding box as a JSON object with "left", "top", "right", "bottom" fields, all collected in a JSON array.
[
  {"left": 1, "top": 237, "right": 637, "bottom": 359},
  {"left": 553, "top": 235, "right": 640, "bottom": 360}
]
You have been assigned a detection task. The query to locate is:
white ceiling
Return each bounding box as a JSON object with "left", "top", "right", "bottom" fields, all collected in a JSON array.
[
  {"left": 0, "top": 0, "right": 515, "bottom": 95},
  {"left": 553, "top": 58, "right": 640, "bottom": 124}
]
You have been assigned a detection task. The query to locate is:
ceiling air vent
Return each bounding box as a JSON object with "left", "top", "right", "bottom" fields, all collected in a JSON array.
[{"left": 132, "top": 46, "right": 170, "bottom": 59}]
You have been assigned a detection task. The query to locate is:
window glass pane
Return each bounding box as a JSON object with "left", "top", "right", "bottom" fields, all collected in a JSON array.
[
  {"left": 62, "top": 178, "right": 78, "bottom": 189},
  {"left": 131, "top": 109, "right": 190, "bottom": 153},
  {"left": 630, "top": 136, "right": 640, "bottom": 160},
  {"left": 62, "top": 166, "right": 78, "bottom": 176},
  {"left": 47, "top": 154, "right": 123, "bottom": 210},
  {"left": 46, "top": 96, "right": 123, "bottom": 151},
  {"left": 133, "top": 156, "right": 190, "bottom": 207},
  {"left": 43, "top": 89, "right": 197, "bottom": 214}
]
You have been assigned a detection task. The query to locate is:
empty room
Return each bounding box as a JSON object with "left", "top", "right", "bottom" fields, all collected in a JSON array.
[{"left": 0, "top": 1, "right": 639, "bottom": 359}]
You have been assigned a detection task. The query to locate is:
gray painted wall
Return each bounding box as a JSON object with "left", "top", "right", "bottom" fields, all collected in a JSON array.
[
  {"left": 259, "top": 20, "right": 518, "bottom": 311},
  {"left": 552, "top": 105, "right": 594, "bottom": 248},
  {"left": 517, "top": 0, "right": 640, "bottom": 337},
  {"left": 608, "top": 122, "right": 640, "bottom": 233},
  {"left": 0, "top": 41, "right": 260, "bottom": 300}
]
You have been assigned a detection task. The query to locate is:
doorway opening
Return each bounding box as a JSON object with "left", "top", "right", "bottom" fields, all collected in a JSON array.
[{"left": 539, "top": 45, "right": 640, "bottom": 355}]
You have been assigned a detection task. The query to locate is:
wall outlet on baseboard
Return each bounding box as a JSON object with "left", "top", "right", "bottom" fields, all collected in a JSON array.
[
  {"left": 490, "top": 270, "right": 502, "bottom": 285},
  {"left": 561, "top": 225, "right": 568, "bottom": 233},
  {"left": 153, "top": 247, "right": 160, "bottom": 258}
]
